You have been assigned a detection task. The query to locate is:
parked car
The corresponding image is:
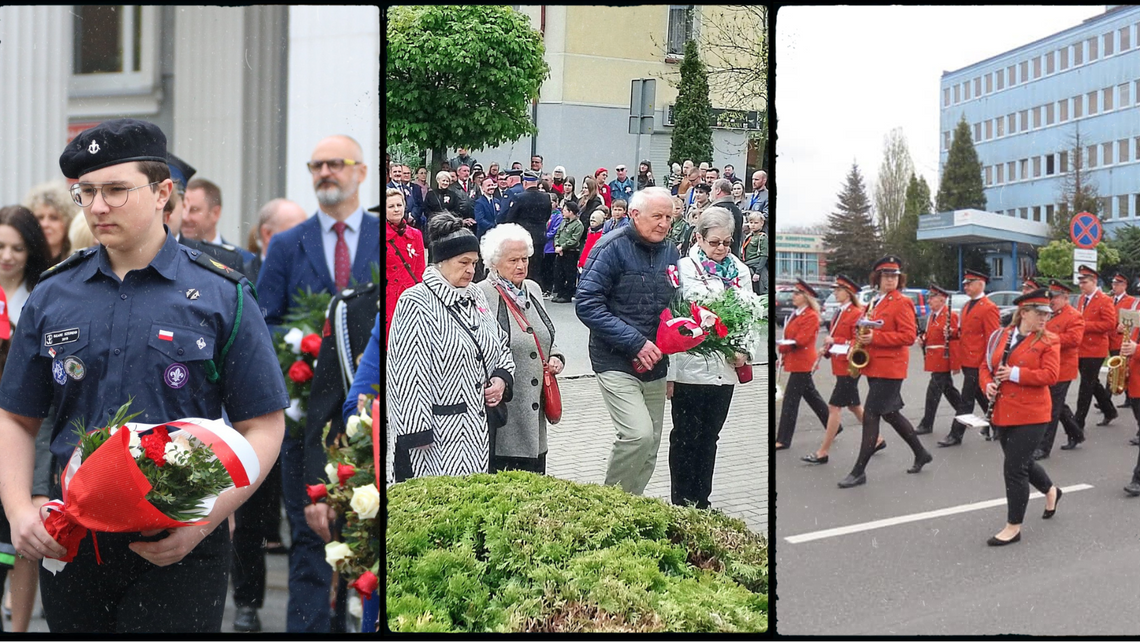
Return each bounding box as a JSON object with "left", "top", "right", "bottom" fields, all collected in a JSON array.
[
  {"left": 774, "top": 287, "right": 796, "bottom": 326},
  {"left": 986, "top": 290, "right": 1022, "bottom": 327},
  {"left": 823, "top": 287, "right": 930, "bottom": 331}
]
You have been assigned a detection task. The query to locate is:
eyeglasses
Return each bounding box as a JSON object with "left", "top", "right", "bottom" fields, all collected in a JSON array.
[
  {"left": 306, "top": 159, "right": 361, "bottom": 173},
  {"left": 702, "top": 239, "right": 733, "bottom": 248},
  {"left": 70, "top": 182, "right": 161, "bottom": 208}
]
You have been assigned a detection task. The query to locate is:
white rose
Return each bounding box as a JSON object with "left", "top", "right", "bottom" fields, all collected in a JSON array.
[
  {"left": 325, "top": 462, "right": 338, "bottom": 482},
  {"left": 360, "top": 409, "right": 373, "bottom": 428},
  {"left": 325, "top": 541, "right": 353, "bottom": 567},
  {"left": 345, "top": 415, "right": 361, "bottom": 439},
  {"left": 129, "top": 446, "right": 143, "bottom": 459},
  {"left": 285, "top": 398, "right": 304, "bottom": 423},
  {"left": 163, "top": 441, "right": 190, "bottom": 466},
  {"left": 349, "top": 483, "right": 380, "bottom": 520},
  {"left": 170, "top": 432, "right": 194, "bottom": 452},
  {"left": 283, "top": 328, "right": 304, "bottom": 354}
]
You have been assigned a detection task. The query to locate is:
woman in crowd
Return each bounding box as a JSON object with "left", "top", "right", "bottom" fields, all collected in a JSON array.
[
  {"left": 577, "top": 178, "right": 604, "bottom": 231},
  {"left": 23, "top": 182, "right": 78, "bottom": 267},
  {"left": 475, "top": 223, "right": 565, "bottom": 473},
  {"left": 730, "top": 181, "right": 746, "bottom": 209},
  {"left": 802, "top": 275, "right": 884, "bottom": 464},
  {"left": 775, "top": 279, "right": 829, "bottom": 450},
  {"left": 667, "top": 207, "right": 754, "bottom": 509},
  {"left": 68, "top": 213, "right": 97, "bottom": 252},
  {"left": 979, "top": 289, "right": 1062, "bottom": 545},
  {"left": 414, "top": 166, "right": 430, "bottom": 201},
  {"left": 423, "top": 171, "right": 461, "bottom": 249},
  {"left": 838, "top": 256, "right": 933, "bottom": 488},
  {"left": 387, "top": 213, "right": 515, "bottom": 480},
  {"left": 384, "top": 187, "right": 426, "bottom": 343},
  {"left": 636, "top": 160, "right": 655, "bottom": 191},
  {"left": 0, "top": 206, "right": 50, "bottom": 329}
]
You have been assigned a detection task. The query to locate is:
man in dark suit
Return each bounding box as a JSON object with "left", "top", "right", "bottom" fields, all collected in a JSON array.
[
  {"left": 473, "top": 176, "right": 500, "bottom": 240},
  {"left": 256, "top": 135, "right": 380, "bottom": 633},
  {"left": 387, "top": 164, "right": 423, "bottom": 229}
]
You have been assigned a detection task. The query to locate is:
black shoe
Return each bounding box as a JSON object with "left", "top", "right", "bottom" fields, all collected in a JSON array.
[
  {"left": 937, "top": 435, "right": 961, "bottom": 447},
  {"left": 873, "top": 440, "right": 886, "bottom": 455},
  {"left": 838, "top": 473, "right": 866, "bottom": 488},
  {"left": 801, "top": 453, "right": 828, "bottom": 464},
  {"left": 1131, "top": 436, "right": 1140, "bottom": 446},
  {"left": 986, "top": 532, "right": 1021, "bottom": 547},
  {"left": 836, "top": 425, "right": 844, "bottom": 436},
  {"left": 907, "top": 451, "right": 933, "bottom": 474},
  {"left": 1060, "top": 436, "right": 1085, "bottom": 450},
  {"left": 1097, "top": 412, "right": 1119, "bottom": 426},
  {"left": 1042, "top": 486, "right": 1063, "bottom": 519},
  {"left": 233, "top": 606, "right": 261, "bottom": 632},
  {"left": 1032, "top": 449, "right": 1049, "bottom": 460},
  {"left": 1125, "top": 482, "right": 1140, "bottom": 496},
  {"left": 914, "top": 423, "right": 933, "bottom": 435},
  {"left": 1118, "top": 402, "right": 1132, "bottom": 408},
  {"left": 980, "top": 425, "right": 992, "bottom": 440}
]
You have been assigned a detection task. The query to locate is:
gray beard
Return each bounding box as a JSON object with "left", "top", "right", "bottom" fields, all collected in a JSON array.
[{"left": 316, "top": 185, "right": 345, "bottom": 207}]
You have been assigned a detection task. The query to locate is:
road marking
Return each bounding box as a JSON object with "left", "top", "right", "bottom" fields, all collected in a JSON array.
[{"left": 784, "top": 483, "right": 1094, "bottom": 544}]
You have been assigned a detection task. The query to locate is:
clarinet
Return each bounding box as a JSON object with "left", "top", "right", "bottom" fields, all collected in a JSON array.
[
  {"left": 984, "top": 329, "right": 1017, "bottom": 426},
  {"left": 944, "top": 305, "right": 952, "bottom": 361}
]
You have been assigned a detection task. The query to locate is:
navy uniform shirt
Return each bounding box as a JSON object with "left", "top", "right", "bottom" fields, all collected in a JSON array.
[{"left": 0, "top": 231, "right": 289, "bottom": 470}]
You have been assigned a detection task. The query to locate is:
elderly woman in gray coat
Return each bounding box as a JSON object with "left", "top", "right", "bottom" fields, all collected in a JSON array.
[{"left": 477, "top": 223, "right": 565, "bottom": 473}]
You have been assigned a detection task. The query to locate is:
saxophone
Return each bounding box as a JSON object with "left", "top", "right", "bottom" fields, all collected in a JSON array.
[
  {"left": 847, "top": 295, "right": 878, "bottom": 378},
  {"left": 1107, "top": 318, "right": 1134, "bottom": 395}
]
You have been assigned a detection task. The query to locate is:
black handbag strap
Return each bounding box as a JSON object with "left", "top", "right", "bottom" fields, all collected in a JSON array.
[
  {"left": 425, "top": 283, "right": 490, "bottom": 384},
  {"left": 388, "top": 238, "right": 420, "bottom": 283}
]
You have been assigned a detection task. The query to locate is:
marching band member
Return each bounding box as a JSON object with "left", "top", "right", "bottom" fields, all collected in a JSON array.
[
  {"left": 1021, "top": 277, "right": 1043, "bottom": 293},
  {"left": 775, "top": 279, "right": 829, "bottom": 451},
  {"left": 978, "top": 289, "right": 1062, "bottom": 546},
  {"left": 1119, "top": 318, "right": 1140, "bottom": 495},
  {"left": 939, "top": 269, "right": 1001, "bottom": 446},
  {"left": 838, "top": 256, "right": 932, "bottom": 488},
  {"left": 1074, "top": 265, "right": 1118, "bottom": 431},
  {"left": 802, "top": 274, "right": 884, "bottom": 464},
  {"left": 1035, "top": 280, "right": 1085, "bottom": 459},
  {"left": 1109, "top": 272, "right": 1136, "bottom": 409},
  {"left": 915, "top": 284, "right": 962, "bottom": 435}
]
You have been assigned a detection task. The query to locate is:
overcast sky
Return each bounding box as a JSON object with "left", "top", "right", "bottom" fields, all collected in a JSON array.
[{"left": 774, "top": 5, "right": 1105, "bottom": 232}]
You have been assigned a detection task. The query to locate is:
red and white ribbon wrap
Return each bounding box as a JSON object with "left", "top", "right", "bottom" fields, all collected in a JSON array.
[
  {"left": 654, "top": 308, "right": 708, "bottom": 355},
  {"left": 41, "top": 417, "right": 260, "bottom": 574},
  {"left": 666, "top": 264, "right": 680, "bottom": 288}
]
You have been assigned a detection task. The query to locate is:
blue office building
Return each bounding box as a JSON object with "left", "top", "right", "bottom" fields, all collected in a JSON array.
[{"left": 919, "top": 6, "right": 1140, "bottom": 290}]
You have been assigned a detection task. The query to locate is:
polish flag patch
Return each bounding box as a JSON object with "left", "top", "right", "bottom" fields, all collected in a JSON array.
[{"left": 158, "top": 330, "right": 174, "bottom": 341}]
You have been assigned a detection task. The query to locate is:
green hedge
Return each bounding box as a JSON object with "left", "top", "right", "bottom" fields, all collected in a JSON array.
[{"left": 386, "top": 471, "right": 768, "bottom": 632}]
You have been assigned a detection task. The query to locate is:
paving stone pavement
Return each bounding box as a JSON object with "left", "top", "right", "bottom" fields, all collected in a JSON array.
[{"left": 546, "top": 370, "right": 768, "bottom": 537}]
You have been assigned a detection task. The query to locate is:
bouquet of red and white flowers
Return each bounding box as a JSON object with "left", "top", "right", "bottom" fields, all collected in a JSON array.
[
  {"left": 41, "top": 400, "right": 260, "bottom": 573},
  {"left": 274, "top": 288, "right": 332, "bottom": 439}
]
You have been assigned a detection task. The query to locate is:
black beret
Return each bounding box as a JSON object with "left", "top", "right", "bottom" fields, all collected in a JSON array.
[
  {"left": 166, "top": 152, "right": 197, "bottom": 192},
  {"left": 60, "top": 118, "right": 168, "bottom": 179}
]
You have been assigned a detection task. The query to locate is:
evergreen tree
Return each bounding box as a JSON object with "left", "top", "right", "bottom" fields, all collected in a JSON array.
[
  {"left": 935, "top": 116, "right": 987, "bottom": 213},
  {"left": 669, "top": 38, "right": 714, "bottom": 167},
  {"left": 823, "top": 162, "right": 882, "bottom": 280}
]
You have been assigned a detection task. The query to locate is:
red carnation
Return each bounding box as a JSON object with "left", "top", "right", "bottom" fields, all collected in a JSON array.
[
  {"left": 139, "top": 427, "right": 171, "bottom": 467},
  {"left": 306, "top": 483, "right": 328, "bottom": 504},
  {"left": 288, "top": 360, "right": 313, "bottom": 384},
  {"left": 337, "top": 463, "right": 355, "bottom": 488},
  {"left": 301, "top": 333, "right": 322, "bottom": 357},
  {"left": 349, "top": 570, "right": 379, "bottom": 600}
]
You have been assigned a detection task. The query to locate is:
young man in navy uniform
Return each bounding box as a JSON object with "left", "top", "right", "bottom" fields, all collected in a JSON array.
[{"left": 0, "top": 118, "right": 288, "bottom": 633}]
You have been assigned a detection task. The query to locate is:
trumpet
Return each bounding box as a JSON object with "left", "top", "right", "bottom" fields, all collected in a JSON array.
[
  {"left": 1108, "top": 318, "right": 1134, "bottom": 395},
  {"left": 847, "top": 296, "right": 878, "bottom": 378}
]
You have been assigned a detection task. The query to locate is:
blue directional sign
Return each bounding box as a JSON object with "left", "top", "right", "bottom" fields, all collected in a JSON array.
[{"left": 1070, "top": 212, "right": 1103, "bottom": 249}]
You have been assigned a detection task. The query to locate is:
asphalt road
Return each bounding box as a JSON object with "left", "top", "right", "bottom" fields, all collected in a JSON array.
[{"left": 775, "top": 332, "right": 1140, "bottom": 636}]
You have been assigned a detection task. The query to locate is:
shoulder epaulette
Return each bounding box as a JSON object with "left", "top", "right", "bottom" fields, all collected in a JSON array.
[
  {"left": 188, "top": 249, "right": 247, "bottom": 285},
  {"left": 39, "top": 247, "right": 97, "bottom": 282},
  {"left": 339, "top": 281, "right": 377, "bottom": 301}
]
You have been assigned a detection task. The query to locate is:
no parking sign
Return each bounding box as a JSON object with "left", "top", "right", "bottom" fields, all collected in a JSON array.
[{"left": 1070, "top": 212, "right": 1101, "bottom": 284}]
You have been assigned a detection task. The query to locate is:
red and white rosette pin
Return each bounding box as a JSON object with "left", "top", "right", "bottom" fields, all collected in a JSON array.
[{"left": 666, "top": 264, "right": 680, "bottom": 288}]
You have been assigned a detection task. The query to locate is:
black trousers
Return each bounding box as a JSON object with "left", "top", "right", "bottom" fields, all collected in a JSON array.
[
  {"left": 538, "top": 253, "right": 556, "bottom": 292},
  {"left": 491, "top": 452, "right": 547, "bottom": 474},
  {"left": 40, "top": 527, "right": 230, "bottom": 633},
  {"left": 920, "top": 371, "right": 963, "bottom": 428},
  {"left": 849, "top": 410, "right": 927, "bottom": 477},
  {"left": 1075, "top": 356, "right": 1115, "bottom": 428},
  {"left": 1129, "top": 399, "right": 1140, "bottom": 483},
  {"left": 777, "top": 372, "right": 828, "bottom": 446},
  {"left": 1039, "top": 380, "right": 1081, "bottom": 455},
  {"left": 995, "top": 423, "right": 1053, "bottom": 525},
  {"left": 231, "top": 457, "right": 283, "bottom": 608},
  {"left": 948, "top": 366, "right": 989, "bottom": 440},
  {"left": 554, "top": 251, "right": 581, "bottom": 299},
  {"left": 669, "top": 383, "right": 735, "bottom": 509},
  {"left": 529, "top": 252, "right": 547, "bottom": 294}
]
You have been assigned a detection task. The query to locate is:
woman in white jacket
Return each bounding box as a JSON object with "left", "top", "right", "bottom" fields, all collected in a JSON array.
[{"left": 667, "top": 207, "right": 755, "bottom": 509}]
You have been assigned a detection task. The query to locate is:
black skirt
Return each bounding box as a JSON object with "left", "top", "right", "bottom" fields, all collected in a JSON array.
[
  {"left": 828, "top": 375, "right": 861, "bottom": 408},
  {"left": 864, "top": 377, "right": 905, "bottom": 416}
]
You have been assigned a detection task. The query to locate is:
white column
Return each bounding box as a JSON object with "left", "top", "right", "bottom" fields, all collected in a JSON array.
[
  {"left": 172, "top": 6, "right": 247, "bottom": 245},
  {"left": 0, "top": 6, "right": 70, "bottom": 205},
  {"left": 286, "top": 6, "right": 380, "bottom": 216}
]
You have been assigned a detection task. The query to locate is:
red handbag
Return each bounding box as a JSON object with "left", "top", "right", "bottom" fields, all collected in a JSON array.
[{"left": 496, "top": 285, "right": 563, "bottom": 424}]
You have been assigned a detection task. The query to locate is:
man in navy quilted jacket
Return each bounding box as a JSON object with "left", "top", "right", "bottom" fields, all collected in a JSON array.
[{"left": 576, "top": 186, "right": 680, "bottom": 495}]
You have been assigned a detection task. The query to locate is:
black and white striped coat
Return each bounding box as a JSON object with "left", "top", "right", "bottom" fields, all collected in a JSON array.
[{"left": 386, "top": 266, "right": 515, "bottom": 479}]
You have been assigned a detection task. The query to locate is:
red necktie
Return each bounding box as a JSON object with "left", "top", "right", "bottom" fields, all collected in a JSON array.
[{"left": 333, "top": 221, "right": 351, "bottom": 290}]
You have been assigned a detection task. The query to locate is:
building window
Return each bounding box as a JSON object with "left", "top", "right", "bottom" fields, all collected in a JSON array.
[
  {"left": 1046, "top": 204, "right": 1055, "bottom": 224},
  {"left": 996, "top": 163, "right": 1004, "bottom": 184},
  {"left": 1088, "top": 36, "right": 1098, "bottom": 61},
  {"left": 996, "top": 70, "right": 1005, "bottom": 91},
  {"left": 985, "top": 166, "right": 992, "bottom": 186},
  {"left": 974, "top": 77, "right": 982, "bottom": 97},
  {"left": 996, "top": 117, "right": 1005, "bottom": 138},
  {"left": 1088, "top": 145, "right": 1098, "bottom": 168},
  {"left": 1102, "top": 197, "right": 1112, "bottom": 220},
  {"left": 1008, "top": 113, "right": 1016, "bottom": 134},
  {"left": 1088, "top": 91, "right": 1098, "bottom": 115},
  {"left": 1103, "top": 87, "right": 1113, "bottom": 111},
  {"left": 1120, "top": 83, "right": 1130, "bottom": 109},
  {"left": 1019, "top": 60, "right": 1028, "bottom": 83},
  {"left": 1136, "top": 80, "right": 1140, "bottom": 104},
  {"left": 1020, "top": 207, "right": 1029, "bottom": 220},
  {"left": 1120, "top": 195, "right": 1130, "bottom": 219},
  {"left": 1046, "top": 51, "right": 1055, "bottom": 74},
  {"left": 1020, "top": 158, "right": 1028, "bottom": 179},
  {"left": 1121, "top": 139, "right": 1130, "bottom": 164},
  {"left": 1060, "top": 46, "right": 1069, "bottom": 70},
  {"left": 943, "top": 131, "right": 951, "bottom": 151},
  {"left": 1073, "top": 95, "right": 1083, "bottom": 119},
  {"left": 1122, "top": 26, "right": 1131, "bottom": 51},
  {"left": 974, "top": 122, "right": 982, "bottom": 142},
  {"left": 992, "top": 257, "right": 1004, "bottom": 277},
  {"left": 1059, "top": 99, "right": 1069, "bottom": 122},
  {"left": 964, "top": 80, "right": 972, "bottom": 101},
  {"left": 1136, "top": 195, "right": 1140, "bottom": 222},
  {"left": 943, "top": 87, "right": 950, "bottom": 107},
  {"left": 985, "top": 119, "right": 993, "bottom": 140},
  {"left": 1033, "top": 156, "right": 1042, "bottom": 178},
  {"left": 1032, "top": 206, "right": 1042, "bottom": 223},
  {"left": 1008, "top": 161, "right": 1016, "bottom": 182},
  {"left": 1074, "top": 41, "right": 1084, "bottom": 66},
  {"left": 1007, "top": 64, "right": 1016, "bottom": 86},
  {"left": 1046, "top": 154, "right": 1055, "bottom": 175},
  {"left": 1020, "top": 109, "right": 1029, "bottom": 132},
  {"left": 1032, "top": 106, "right": 1041, "bottom": 129},
  {"left": 1045, "top": 102, "right": 1055, "bottom": 126},
  {"left": 1104, "top": 32, "right": 1114, "bottom": 56},
  {"left": 1060, "top": 151, "right": 1068, "bottom": 173},
  {"left": 71, "top": 5, "right": 159, "bottom": 100},
  {"left": 1136, "top": 137, "right": 1140, "bottom": 161},
  {"left": 985, "top": 73, "right": 993, "bottom": 94},
  {"left": 1103, "top": 142, "right": 1113, "bottom": 165},
  {"left": 954, "top": 84, "right": 961, "bottom": 103},
  {"left": 666, "top": 5, "right": 695, "bottom": 57},
  {"left": 1033, "top": 56, "right": 1042, "bottom": 79}
]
